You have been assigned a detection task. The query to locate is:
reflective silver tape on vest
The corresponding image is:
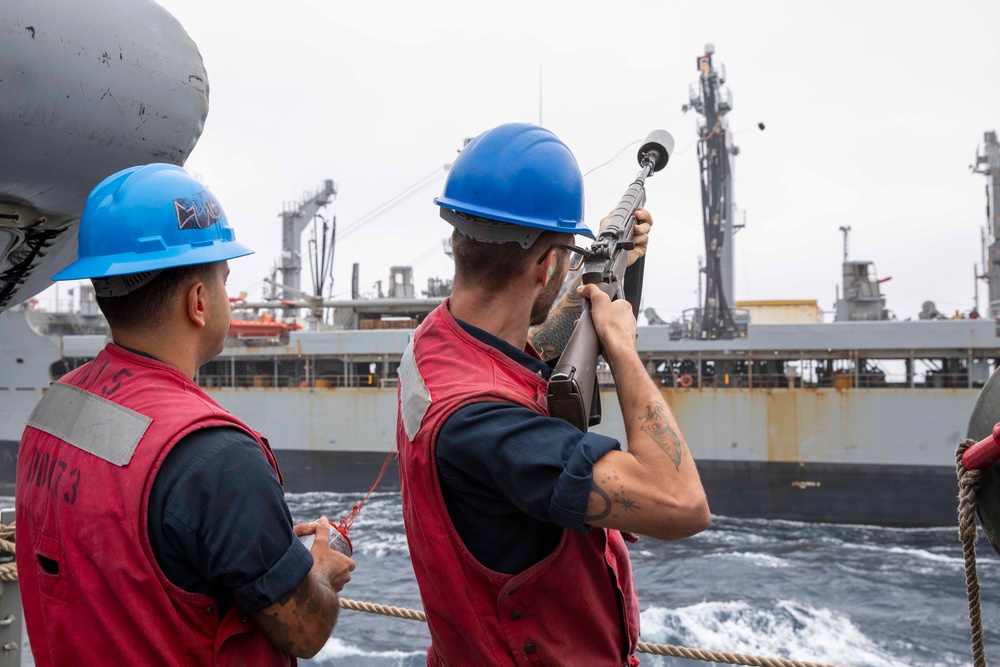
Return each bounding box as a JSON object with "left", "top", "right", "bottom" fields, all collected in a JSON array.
[
  {"left": 398, "top": 340, "right": 431, "bottom": 441},
  {"left": 26, "top": 383, "right": 152, "bottom": 466}
]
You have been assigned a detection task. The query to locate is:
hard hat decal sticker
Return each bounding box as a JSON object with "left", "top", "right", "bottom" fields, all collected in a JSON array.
[{"left": 174, "top": 193, "right": 223, "bottom": 230}]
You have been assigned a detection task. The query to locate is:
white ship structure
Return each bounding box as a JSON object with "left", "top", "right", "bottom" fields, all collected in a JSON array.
[
  {"left": 2, "top": 15, "right": 998, "bottom": 526},
  {"left": 2, "top": 275, "right": 996, "bottom": 527}
]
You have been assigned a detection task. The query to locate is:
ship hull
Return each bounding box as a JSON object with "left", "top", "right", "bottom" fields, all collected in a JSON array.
[
  {"left": 210, "top": 385, "right": 965, "bottom": 526},
  {"left": 0, "top": 436, "right": 956, "bottom": 526},
  {"left": 0, "top": 310, "right": 972, "bottom": 526}
]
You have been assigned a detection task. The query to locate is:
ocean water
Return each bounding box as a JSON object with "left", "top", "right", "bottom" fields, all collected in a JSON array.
[
  {"left": 292, "top": 492, "right": 998, "bottom": 667},
  {"left": 11, "top": 492, "right": 999, "bottom": 666}
]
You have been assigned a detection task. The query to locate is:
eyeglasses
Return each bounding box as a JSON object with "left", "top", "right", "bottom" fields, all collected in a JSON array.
[{"left": 535, "top": 243, "right": 590, "bottom": 272}]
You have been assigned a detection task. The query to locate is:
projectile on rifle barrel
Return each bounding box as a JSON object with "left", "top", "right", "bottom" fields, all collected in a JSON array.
[{"left": 637, "top": 130, "right": 674, "bottom": 172}]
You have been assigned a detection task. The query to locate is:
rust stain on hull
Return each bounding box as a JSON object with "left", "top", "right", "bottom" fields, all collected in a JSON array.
[{"left": 765, "top": 390, "right": 800, "bottom": 462}]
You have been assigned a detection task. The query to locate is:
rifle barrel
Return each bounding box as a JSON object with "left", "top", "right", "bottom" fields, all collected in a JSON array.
[{"left": 547, "top": 129, "right": 674, "bottom": 432}]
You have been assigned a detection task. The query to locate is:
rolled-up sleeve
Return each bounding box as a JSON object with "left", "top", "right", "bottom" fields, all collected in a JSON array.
[
  {"left": 548, "top": 432, "right": 620, "bottom": 530},
  {"left": 234, "top": 537, "right": 313, "bottom": 613}
]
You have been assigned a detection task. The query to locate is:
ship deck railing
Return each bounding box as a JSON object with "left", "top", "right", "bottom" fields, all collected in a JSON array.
[
  {"left": 197, "top": 373, "right": 397, "bottom": 390},
  {"left": 646, "top": 370, "right": 982, "bottom": 390},
  {"left": 195, "top": 370, "right": 981, "bottom": 392}
]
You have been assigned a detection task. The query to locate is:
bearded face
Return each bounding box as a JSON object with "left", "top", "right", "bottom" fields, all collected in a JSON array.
[{"left": 529, "top": 251, "right": 567, "bottom": 326}]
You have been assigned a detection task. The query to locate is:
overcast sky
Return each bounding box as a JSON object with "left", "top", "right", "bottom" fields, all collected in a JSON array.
[{"left": 54, "top": 0, "right": 1000, "bottom": 322}]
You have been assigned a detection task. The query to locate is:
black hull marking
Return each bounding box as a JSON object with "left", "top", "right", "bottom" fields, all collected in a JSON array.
[{"left": 0, "top": 443, "right": 958, "bottom": 526}]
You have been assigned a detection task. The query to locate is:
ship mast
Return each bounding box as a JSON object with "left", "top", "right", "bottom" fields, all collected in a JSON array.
[
  {"left": 974, "top": 131, "right": 1000, "bottom": 318},
  {"left": 684, "top": 44, "right": 741, "bottom": 339}
]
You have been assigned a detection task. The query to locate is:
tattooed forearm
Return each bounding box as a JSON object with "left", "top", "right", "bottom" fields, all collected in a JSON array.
[
  {"left": 639, "top": 403, "right": 683, "bottom": 470},
  {"left": 255, "top": 608, "right": 300, "bottom": 656},
  {"left": 252, "top": 573, "right": 338, "bottom": 658},
  {"left": 529, "top": 276, "right": 583, "bottom": 358},
  {"left": 586, "top": 482, "right": 612, "bottom": 521}
]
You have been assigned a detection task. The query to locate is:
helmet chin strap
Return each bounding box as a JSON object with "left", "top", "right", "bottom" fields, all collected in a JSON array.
[{"left": 92, "top": 270, "right": 162, "bottom": 297}]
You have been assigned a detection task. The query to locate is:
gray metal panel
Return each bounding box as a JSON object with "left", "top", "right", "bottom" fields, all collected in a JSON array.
[
  {"left": 0, "top": 310, "right": 60, "bottom": 391},
  {"left": 217, "top": 329, "right": 415, "bottom": 358},
  {"left": 207, "top": 388, "right": 401, "bottom": 455},
  {"left": 594, "top": 388, "right": 972, "bottom": 467},
  {"left": 292, "top": 330, "right": 415, "bottom": 356},
  {"left": 205, "top": 385, "right": 971, "bottom": 468},
  {"left": 61, "top": 335, "right": 109, "bottom": 358},
  {"left": 637, "top": 320, "right": 1000, "bottom": 355},
  {"left": 0, "top": 387, "right": 42, "bottom": 444},
  {"left": 1, "top": 0, "right": 208, "bottom": 217}
]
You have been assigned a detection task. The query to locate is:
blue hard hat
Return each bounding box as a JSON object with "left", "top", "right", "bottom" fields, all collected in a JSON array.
[
  {"left": 434, "top": 123, "right": 593, "bottom": 242},
  {"left": 52, "top": 163, "right": 253, "bottom": 281}
]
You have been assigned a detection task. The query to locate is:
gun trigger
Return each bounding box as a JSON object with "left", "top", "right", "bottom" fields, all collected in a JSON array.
[{"left": 619, "top": 241, "right": 635, "bottom": 250}]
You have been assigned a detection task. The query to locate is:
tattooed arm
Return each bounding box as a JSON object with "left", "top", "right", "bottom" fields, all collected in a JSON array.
[
  {"left": 528, "top": 208, "right": 654, "bottom": 358},
  {"left": 252, "top": 518, "right": 355, "bottom": 658},
  {"left": 578, "top": 283, "right": 710, "bottom": 541}
]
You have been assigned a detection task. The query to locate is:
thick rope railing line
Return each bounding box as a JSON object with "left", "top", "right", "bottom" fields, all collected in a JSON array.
[
  {"left": 957, "top": 438, "right": 988, "bottom": 667},
  {"left": 0, "top": 520, "right": 15, "bottom": 582},
  {"left": 0, "top": 520, "right": 14, "bottom": 556},
  {"left": 339, "top": 597, "right": 426, "bottom": 622},
  {"left": 338, "top": 598, "right": 852, "bottom": 667}
]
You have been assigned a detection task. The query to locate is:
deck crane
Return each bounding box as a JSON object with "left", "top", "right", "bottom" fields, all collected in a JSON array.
[{"left": 269, "top": 180, "right": 337, "bottom": 316}]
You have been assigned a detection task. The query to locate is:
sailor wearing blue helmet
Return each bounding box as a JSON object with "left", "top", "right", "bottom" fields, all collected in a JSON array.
[
  {"left": 17, "top": 164, "right": 353, "bottom": 665},
  {"left": 397, "top": 123, "right": 710, "bottom": 666}
]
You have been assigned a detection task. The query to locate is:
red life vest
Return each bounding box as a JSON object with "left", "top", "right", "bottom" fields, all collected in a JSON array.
[
  {"left": 15, "top": 344, "right": 293, "bottom": 667},
  {"left": 397, "top": 302, "right": 640, "bottom": 666}
]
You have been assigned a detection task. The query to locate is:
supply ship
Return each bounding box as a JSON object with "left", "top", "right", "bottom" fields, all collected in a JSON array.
[{"left": 2, "top": 2, "right": 997, "bottom": 527}]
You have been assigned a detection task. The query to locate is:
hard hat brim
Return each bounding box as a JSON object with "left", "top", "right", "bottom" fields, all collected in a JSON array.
[
  {"left": 52, "top": 240, "right": 254, "bottom": 281},
  {"left": 434, "top": 197, "right": 595, "bottom": 240}
]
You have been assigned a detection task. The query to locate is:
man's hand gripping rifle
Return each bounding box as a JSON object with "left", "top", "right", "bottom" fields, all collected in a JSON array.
[{"left": 546, "top": 130, "right": 674, "bottom": 432}]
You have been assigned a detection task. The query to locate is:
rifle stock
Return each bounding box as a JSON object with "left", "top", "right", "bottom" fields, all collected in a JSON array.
[{"left": 547, "top": 130, "right": 674, "bottom": 432}]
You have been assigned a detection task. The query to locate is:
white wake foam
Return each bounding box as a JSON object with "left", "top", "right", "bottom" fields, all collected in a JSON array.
[
  {"left": 703, "top": 551, "right": 790, "bottom": 568},
  {"left": 640, "top": 599, "right": 915, "bottom": 667},
  {"left": 304, "top": 636, "right": 423, "bottom": 665}
]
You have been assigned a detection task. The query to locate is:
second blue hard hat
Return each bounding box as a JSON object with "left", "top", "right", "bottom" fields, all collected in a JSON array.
[
  {"left": 53, "top": 163, "right": 253, "bottom": 281},
  {"left": 434, "top": 123, "right": 593, "bottom": 241}
]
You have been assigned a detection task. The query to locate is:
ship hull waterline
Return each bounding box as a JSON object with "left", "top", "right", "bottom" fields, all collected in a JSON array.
[{"left": 3, "top": 384, "right": 963, "bottom": 526}]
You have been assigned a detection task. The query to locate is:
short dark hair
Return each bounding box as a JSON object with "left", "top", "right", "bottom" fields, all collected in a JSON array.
[
  {"left": 96, "top": 262, "right": 216, "bottom": 330},
  {"left": 451, "top": 229, "right": 573, "bottom": 291}
]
